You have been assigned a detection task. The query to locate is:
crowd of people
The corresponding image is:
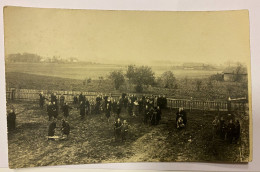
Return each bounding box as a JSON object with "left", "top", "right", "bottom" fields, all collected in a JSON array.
[
  {"left": 6, "top": 91, "right": 241, "bottom": 144},
  {"left": 38, "top": 92, "right": 168, "bottom": 141},
  {"left": 212, "top": 114, "right": 241, "bottom": 144}
]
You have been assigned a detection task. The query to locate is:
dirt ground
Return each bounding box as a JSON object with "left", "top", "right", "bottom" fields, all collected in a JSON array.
[{"left": 7, "top": 100, "right": 250, "bottom": 169}]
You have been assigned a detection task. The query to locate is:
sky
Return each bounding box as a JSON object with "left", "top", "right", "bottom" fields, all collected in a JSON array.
[{"left": 4, "top": 7, "right": 251, "bottom": 65}]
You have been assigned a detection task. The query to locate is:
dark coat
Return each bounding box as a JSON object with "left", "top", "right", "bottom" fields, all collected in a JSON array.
[
  {"left": 7, "top": 112, "right": 16, "bottom": 131},
  {"left": 63, "top": 104, "right": 71, "bottom": 117},
  {"left": 79, "top": 103, "right": 85, "bottom": 116},
  {"left": 62, "top": 121, "right": 70, "bottom": 135},
  {"left": 48, "top": 122, "right": 56, "bottom": 136}
]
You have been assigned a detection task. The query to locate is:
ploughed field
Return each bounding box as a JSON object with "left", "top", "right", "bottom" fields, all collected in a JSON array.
[{"left": 7, "top": 100, "right": 249, "bottom": 168}]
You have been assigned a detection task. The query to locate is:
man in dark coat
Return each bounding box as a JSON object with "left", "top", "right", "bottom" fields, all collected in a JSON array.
[
  {"left": 85, "top": 98, "right": 90, "bottom": 116},
  {"left": 226, "top": 119, "right": 235, "bottom": 143},
  {"left": 47, "top": 102, "right": 53, "bottom": 121},
  {"left": 219, "top": 117, "right": 226, "bottom": 140},
  {"left": 150, "top": 107, "right": 157, "bottom": 125},
  {"left": 7, "top": 109, "right": 16, "bottom": 131},
  {"left": 162, "top": 95, "right": 167, "bottom": 109},
  {"left": 51, "top": 93, "right": 57, "bottom": 104},
  {"left": 48, "top": 119, "right": 57, "bottom": 140},
  {"left": 123, "top": 97, "right": 128, "bottom": 110},
  {"left": 39, "top": 92, "right": 46, "bottom": 108},
  {"left": 60, "top": 94, "right": 65, "bottom": 109},
  {"left": 62, "top": 102, "right": 72, "bottom": 118},
  {"left": 114, "top": 118, "right": 122, "bottom": 142},
  {"left": 234, "top": 119, "right": 241, "bottom": 143},
  {"left": 116, "top": 101, "right": 121, "bottom": 119},
  {"left": 52, "top": 102, "right": 58, "bottom": 119},
  {"left": 144, "top": 105, "right": 150, "bottom": 124},
  {"left": 105, "top": 102, "right": 112, "bottom": 122},
  {"left": 73, "top": 95, "right": 78, "bottom": 105},
  {"left": 121, "top": 120, "right": 129, "bottom": 142},
  {"left": 79, "top": 93, "right": 84, "bottom": 104},
  {"left": 128, "top": 99, "right": 133, "bottom": 116},
  {"left": 155, "top": 106, "right": 162, "bottom": 125},
  {"left": 79, "top": 101, "right": 85, "bottom": 119},
  {"left": 95, "top": 95, "right": 102, "bottom": 114},
  {"left": 61, "top": 119, "right": 70, "bottom": 139}
]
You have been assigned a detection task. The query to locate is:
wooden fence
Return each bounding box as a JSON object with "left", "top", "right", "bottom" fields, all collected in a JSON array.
[
  {"left": 6, "top": 88, "right": 248, "bottom": 113},
  {"left": 6, "top": 88, "right": 121, "bottom": 102},
  {"left": 167, "top": 98, "right": 248, "bottom": 113}
]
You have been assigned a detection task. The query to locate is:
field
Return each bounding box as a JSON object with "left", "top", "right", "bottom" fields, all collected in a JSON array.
[
  {"left": 7, "top": 100, "right": 249, "bottom": 168},
  {"left": 5, "top": 62, "right": 223, "bottom": 80},
  {"left": 5, "top": 62, "right": 250, "bottom": 168}
]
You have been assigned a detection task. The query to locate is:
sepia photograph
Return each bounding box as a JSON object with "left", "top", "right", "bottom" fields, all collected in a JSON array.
[{"left": 3, "top": 6, "right": 252, "bottom": 168}]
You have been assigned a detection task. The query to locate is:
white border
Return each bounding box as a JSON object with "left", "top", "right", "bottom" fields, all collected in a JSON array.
[{"left": 0, "top": 0, "right": 260, "bottom": 171}]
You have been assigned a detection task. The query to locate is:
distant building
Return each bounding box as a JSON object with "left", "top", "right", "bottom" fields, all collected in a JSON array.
[
  {"left": 223, "top": 67, "right": 247, "bottom": 82},
  {"left": 182, "top": 62, "right": 214, "bottom": 70}
]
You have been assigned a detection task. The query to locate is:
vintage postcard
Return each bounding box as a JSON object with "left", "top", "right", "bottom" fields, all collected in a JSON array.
[{"left": 4, "top": 6, "right": 252, "bottom": 168}]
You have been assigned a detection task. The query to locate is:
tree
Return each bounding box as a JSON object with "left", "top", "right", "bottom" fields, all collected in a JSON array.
[
  {"left": 125, "top": 65, "right": 136, "bottom": 82},
  {"left": 159, "top": 71, "right": 176, "bottom": 88},
  {"left": 125, "top": 65, "right": 155, "bottom": 92},
  {"left": 233, "top": 63, "right": 247, "bottom": 82},
  {"left": 109, "top": 71, "right": 125, "bottom": 90}
]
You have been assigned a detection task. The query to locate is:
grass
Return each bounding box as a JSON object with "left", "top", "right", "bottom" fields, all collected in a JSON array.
[{"left": 7, "top": 100, "right": 250, "bottom": 168}]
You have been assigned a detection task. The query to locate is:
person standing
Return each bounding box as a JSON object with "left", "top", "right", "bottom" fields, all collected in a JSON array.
[
  {"left": 116, "top": 101, "right": 121, "bottom": 119},
  {"left": 61, "top": 119, "right": 70, "bottom": 139},
  {"left": 234, "top": 119, "right": 241, "bottom": 143},
  {"left": 155, "top": 106, "right": 162, "bottom": 125},
  {"left": 52, "top": 102, "right": 58, "bottom": 119},
  {"left": 7, "top": 109, "right": 16, "bottom": 131},
  {"left": 226, "top": 119, "right": 235, "bottom": 143},
  {"left": 121, "top": 120, "right": 129, "bottom": 142},
  {"left": 47, "top": 102, "right": 53, "bottom": 121},
  {"left": 60, "top": 94, "right": 65, "bottom": 109},
  {"left": 85, "top": 98, "right": 90, "bottom": 116},
  {"left": 48, "top": 119, "right": 57, "bottom": 141},
  {"left": 144, "top": 105, "right": 150, "bottom": 124},
  {"left": 105, "top": 102, "right": 112, "bottom": 122},
  {"left": 128, "top": 99, "right": 133, "bottom": 116},
  {"left": 39, "top": 92, "right": 46, "bottom": 108},
  {"left": 114, "top": 118, "right": 122, "bottom": 142},
  {"left": 62, "top": 102, "right": 72, "bottom": 118},
  {"left": 79, "top": 101, "right": 85, "bottom": 119},
  {"left": 219, "top": 117, "right": 226, "bottom": 140},
  {"left": 133, "top": 100, "right": 139, "bottom": 116}
]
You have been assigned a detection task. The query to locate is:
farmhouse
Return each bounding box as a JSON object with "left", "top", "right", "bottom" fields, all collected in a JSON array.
[{"left": 223, "top": 68, "right": 248, "bottom": 82}]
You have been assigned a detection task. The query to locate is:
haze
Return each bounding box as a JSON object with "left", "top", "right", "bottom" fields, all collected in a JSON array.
[{"left": 4, "top": 7, "right": 250, "bottom": 66}]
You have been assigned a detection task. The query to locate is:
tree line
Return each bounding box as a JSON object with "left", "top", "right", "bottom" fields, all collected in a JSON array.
[{"left": 109, "top": 65, "right": 176, "bottom": 93}]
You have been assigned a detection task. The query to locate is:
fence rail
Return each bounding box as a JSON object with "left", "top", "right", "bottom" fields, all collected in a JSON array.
[
  {"left": 6, "top": 88, "right": 248, "bottom": 113},
  {"left": 167, "top": 98, "right": 248, "bottom": 113}
]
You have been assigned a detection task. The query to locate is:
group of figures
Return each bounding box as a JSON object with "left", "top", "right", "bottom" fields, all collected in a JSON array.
[
  {"left": 7, "top": 91, "right": 241, "bottom": 145},
  {"left": 212, "top": 114, "right": 241, "bottom": 144},
  {"left": 74, "top": 92, "right": 167, "bottom": 124},
  {"left": 38, "top": 92, "right": 168, "bottom": 141}
]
